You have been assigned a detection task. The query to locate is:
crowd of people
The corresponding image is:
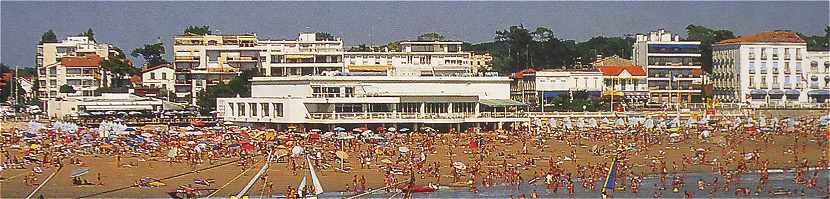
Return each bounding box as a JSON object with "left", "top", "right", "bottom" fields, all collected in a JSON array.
[{"left": 0, "top": 113, "right": 828, "bottom": 198}]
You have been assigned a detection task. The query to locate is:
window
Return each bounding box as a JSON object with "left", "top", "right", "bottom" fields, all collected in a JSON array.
[
  {"left": 150, "top": 73, "right": 156, "bottom": 80},
  {"left": 272, "top": 103, "right": 283, "bottom": 117},
  {"left": 772, "top": 62, "right": 779, "bottom": 74},
  {"left": 748, "top": 48, "right": 756, "bottom": 60},
  {"left": 760, "top": 62, "right": 767, "bottom": 74},
  {"left": 784, "top": 48, "right": 790, "bottom": 60},
  {"left": 784, "top": 76, "right": 791, "bottom": 88},
  {"left": 250, "top": 103, "right": 257, "bottom": 117},
  {"left": 784, "top": 62, "right": 790, "bottom": 74},
  {"left": 162, "top": 73, "right": 167, "bottom": 80},
  {"left": 796, "top": 48, "right": 802, "bottom": 60},
  {"left": 760, "top": 77, "right": 767, "bottom": 88},
  {"left": 261, "top": 103, "right": 269, "bottom": 117},
  {"left": 760, "top": 48, "right": 767, "bottom": 59},
  {"left": 772, "top": 48, "right": 779, "bottom": 60},
  {"left": 795, "top": 62, "right": 802, "bottom": 73},
  {"left": 748, "top": 62, "right": 755, "bottom": 74},
  {"left": 237, "top": 103, "right": 245, "bottom": 116}
]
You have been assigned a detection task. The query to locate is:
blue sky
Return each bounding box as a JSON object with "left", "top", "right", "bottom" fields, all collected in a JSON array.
[{"left": 2, "top": 1, "right": 828, "bottom": 67}]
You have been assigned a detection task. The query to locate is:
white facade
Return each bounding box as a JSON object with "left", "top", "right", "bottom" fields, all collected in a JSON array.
[
  {"left": 141, "top": 64, "right": 176, "bottom": 92},
  {"left": 343, "top": 41, "right": 472, "bottom": 76},
  {"left": 36, "top": 36, "right": 116, "bottom": 99},
  {"left": 217, "top": 75, "right": 526, "bottom": 129},
  {"left": 633, "top": 29, "right": 703, "bottom": 103},
  {"left": 46, "top": 93, "right": 173, "bottom": 118},
  {"left": 710, "top": 31, "right": 828, "bottom": 105},
  {"left": 39, "top": 55, "right": 107, "bottom": 99},
  {"left": 535, "top": 70, "right": 604, "bottom": 96}
]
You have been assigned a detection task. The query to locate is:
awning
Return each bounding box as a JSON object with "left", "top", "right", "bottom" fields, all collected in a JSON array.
[
  {"left": 808, "top": 90, "right": 830, "bottom": 96},
  {"left": 479, "top": 99, "right": 525, "bottom": 107},
  {"left": 285, "top": 54, "right": 314, "bottom": 59},
  {"left": 750, "top": 90, "right": 767, "bottom": 99},
  {"left": 768, "top": 89, "right": 784, "bottom": 99},
  {"left": 542, "top": 91, "right": 564, "bottom": 98},
  {"left": 785, "top": 90, "right": 800, "bottom": 101},
  {"left": 400, "top": 96, "right": 478, "bottom": 103},
  {"left": 84, "top": 105, "right": 154, "bottom": 111},
  {"left": 348, "top": 65, "right": 390, "bottom": 72}
]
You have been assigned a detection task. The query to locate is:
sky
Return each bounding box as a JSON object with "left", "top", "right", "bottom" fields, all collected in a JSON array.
[{"left": 2, "top": 1, "right": 828, "bottom": 67}]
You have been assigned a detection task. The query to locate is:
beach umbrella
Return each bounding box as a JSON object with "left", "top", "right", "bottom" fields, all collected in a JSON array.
[
  {"left": 381, "top": 159, "right": 393, "bottom": 164},
  {"left": 335, "top": 151, "right": 349, "bottom": 159},
  {"left": 615, "top": 118, "right": 626, "bottom": 127},
  {"left": 310, "top": 129, "right": 322, "bottom": 132},
  {"left": 588, "top": 118, "right": 598, "bottom": 128},
  {"left": 734, "top": 117, "right": 743, "bottom": 126},
  {"left": 549, "top": 118, "right": 558, "bottom": 127},
  {"left": 453, "top": 162, "right": 467, "bottom": 170},
  {"left": 576, "top": 118, "right": 585, "bottom": 128},
  {"left": 291, "top": 146, "right": 304, "bottom": 156},
  {"left": 399, "top": 128, "right": 410, "bottom": 132},
  {"left": 167, "top": 148, "right": 179, "bottom": 158},
  {"left": 601, "top": 118, "right": 610, "bottom": 125},
  {"left": 71, "top": 167, "right": 90, "bottom": 178},
  {"left": 398, "top": 146, "right": 410, "bottom": 153},
  {"left": 687, "top": 118, "right": 698, "bottom": 127},
  {"left": 644, "top": 119, "right": 655, "bottom": 129},
  {"left": 387, "top": 127, "right": 397, "bottom": 132},
  {"left": 669, "top": 133, "right": 681, "bottom": 137},
  {"left": 141, "top": 133, "right": 153, "bottom": 137},
  {"left": 333, "top": 127, "right": 346, "bottom": 132},
  {"left": 759, "top": 117, "right": 768, "bottom": 127}
]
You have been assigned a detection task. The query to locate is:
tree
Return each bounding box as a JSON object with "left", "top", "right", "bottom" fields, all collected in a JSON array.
[
  {"left": 40, "top": 30, "right": 58, "bottom": 44},
  {"left": 417, "top": 32, "right": 445, "bottom": 41},
  {"left": 347, "top": 44, "right": 374, "bottom": 52},
  {"left": 102, "top": 47, "right": 138, "bottom": 88},
  {"left": 184, "top": 25, "right": 211, "bottom": 35},
  {"left": 315, "top": 32, "right": 335, "bottom": 41},
  {"left": 195, "top": 70, "right": 255, "bottom": 115},
  {"left": 131, "top": 42, "right": 168, "bottom": 67},
  {"left": 59, "top": 84, "right": 76, "bottom": 94},
  {"left": 495, "top": 25, "right": 534, "bottom": 72},
  {"left": 799, "top": 26, "right": 830, "bottom": 51},
  {"left": 81, "top": 28, "right": 95, "bottom": 42},
  {"left": 686, "top": 24, "right": 736, "bottom": 73}
]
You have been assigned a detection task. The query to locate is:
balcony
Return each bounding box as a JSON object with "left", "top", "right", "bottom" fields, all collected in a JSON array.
[
  {"left": 226, "top": 56, "right": 258, "bottom": 62},
  {"left": 175, "top": 56, "right": 200, "bottom": 62}
]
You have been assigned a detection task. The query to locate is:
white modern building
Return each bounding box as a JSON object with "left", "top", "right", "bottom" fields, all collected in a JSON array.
[
  {"left": 217, "top": 75, "right": 526, "bottom": 130},
  {"left": 36, "top": 36, "right": 118, "bottom": 99},
  {"left": 633, "top": 29, "right": 703, "bottom": 103},
  {"left": 172, "top": 34, "right": 262, "bottom": 103},
  {"left": 39, "top": 54, "right": 107, "bottom": 99},
  {"left": 46, "top": 93, "right": 180, "bottom": 118},
  {"left": 711, "top": 31, "right": 828, "bottom": 105},
  {"left": 344, "top": 41, "right": 472, "bottom": 76},
  {"left": 141, "top": 64, "right": 175, "bottom": 92},
  {"left": 535, "top": 69, "right": 604, "bottom": 100}
]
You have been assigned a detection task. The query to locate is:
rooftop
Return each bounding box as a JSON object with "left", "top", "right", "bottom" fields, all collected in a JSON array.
[
  {"left": 717, "top": 31, "right": 805, "bottom": 44},
  {"left": 596, "top": 66, "right": 647, "bottom": 76},
  {"left": 60, "top": 54, "right": 102, "bottom": 67}
]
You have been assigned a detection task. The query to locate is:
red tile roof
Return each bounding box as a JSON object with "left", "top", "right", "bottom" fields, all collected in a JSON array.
[
  {"left": 141, "top": 64, "right": 173, "bottom": 73},
  {"left": 596, "top": 66, "right": 647, "bottom": 76},
  {"left": 717, "top": 31, "right": 805, "bottom": 44},
  {"left": 61, "top": 54, "right": 102, "bottom": 67},
  {"left": 510, "top": 68, "right": 538, "bottom": 79}
]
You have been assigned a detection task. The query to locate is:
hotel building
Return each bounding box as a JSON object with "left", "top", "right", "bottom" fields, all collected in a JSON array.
[
  {"left": 633, "top": 29, "right": 703, "bottom": 103},
  {"left": 36, "top": 36, "right": 118, "bottom": 99},
  {"left": 711, "top": 31, "right": 829, "bottom": 104},
  {"left": 343, "top": 41, "right": 471, "bottom": 76}
]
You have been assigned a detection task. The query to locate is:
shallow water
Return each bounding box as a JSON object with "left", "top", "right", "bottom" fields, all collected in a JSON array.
[{"left": 317, "top": 170, "right": 830, "bottom": 198}]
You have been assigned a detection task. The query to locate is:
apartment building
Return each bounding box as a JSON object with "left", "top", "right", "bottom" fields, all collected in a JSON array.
[
  {"left": 39, "top": 54, "right": 105, "bottom": 98},
  {"left": 711, "top": 31, "right": 820, "bottom": 105},
  {"left": 36, "top": 36, "right": 117, "bottom": 99},
  {"left": 593, "top": 56, "right": 649, "bottom": 102},
  {"left": 172, "top": 33, "right": 344, "bottom": 103},
  {"left": 633, "top": 29, "right": 703, "bottom": 103},
  {"left": 806, "top": 50, "right": 830, "bottom": 103},
  {"left": 141, "top": 64, "right": 175, "bottom": 92},
  {"left": 470, "top": 53, "right": 494, "bottom": 73},
  {"left": 343, "top": 41, "right": 472, "bottom": 76}
]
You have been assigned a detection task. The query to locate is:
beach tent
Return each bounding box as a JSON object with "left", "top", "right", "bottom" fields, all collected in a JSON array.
[
  {"left": 644, "top": 119, "right": 655, "bottom": 129},
  {"left": 615, "top": 118, "right": 626, "bottom": 127},
  {"left": 292, "top": 146, "right": 305, "bottom": 157},
  {"left": 588, "top": 118, "right": 598, "bottom": 128}
]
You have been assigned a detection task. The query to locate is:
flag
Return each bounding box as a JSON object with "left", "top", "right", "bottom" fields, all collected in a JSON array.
[{"left": 603, "top": 157, "right": 619, "bottom": 192}]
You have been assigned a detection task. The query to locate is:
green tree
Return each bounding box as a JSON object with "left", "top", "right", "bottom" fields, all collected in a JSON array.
[
  {"left": 347, "top": 44, "right": 374, "bottom": 52},
  {"left": 131, "top": 42, "right": 168, "bottom": 67},
  {"left": 102, "top": 47, "right": 138, "bottom": 88},
  {"left": 495, "top": 25, "right": 534, "bottom": 72},
  {"left": 799, "top": 26, "right": 830, "bottom": 51},
  {"left": 417, "top": 32, "right": 445, "bottom": 41},
  {"left": 195, "top": 70, "right": 255, "bottom": 115},
  {"left": 686, "top": 24, "right": 736, "bottom": 73},
  {"left": 315, "top": 32, "right": 335, "bottom": 41},
  {"left": 184, "top": 25, "right": 211, "bottom": 35},
  {"left": 59, "top": 84, "right": 76, "bottom": 94},
  {"left": 40, "top": 30, "right": 58, "bottom": 44},
  {"left": 81, "top": 28, "right": 95, "bottom": 42}
]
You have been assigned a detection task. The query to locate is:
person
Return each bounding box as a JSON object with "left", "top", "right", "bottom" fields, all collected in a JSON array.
[{"left": 97, "top": 172, "right": 103, "bottom": 185}]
